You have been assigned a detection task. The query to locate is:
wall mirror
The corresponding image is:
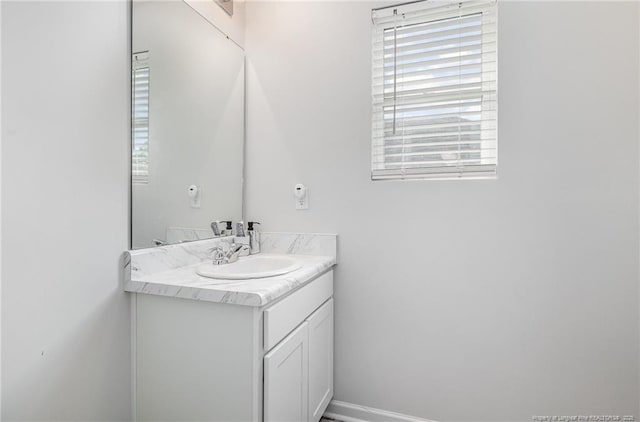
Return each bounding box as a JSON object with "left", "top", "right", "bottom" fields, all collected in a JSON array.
[{"left": 131, "top": 0, "right": 245, "bottom": 249}]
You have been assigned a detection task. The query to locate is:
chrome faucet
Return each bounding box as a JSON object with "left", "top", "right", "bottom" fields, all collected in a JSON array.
[{"left": 209, "top": 243, "right": 248, "bottom": 265}]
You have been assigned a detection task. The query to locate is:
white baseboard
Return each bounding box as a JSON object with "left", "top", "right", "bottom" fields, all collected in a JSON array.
[{"left": 324, "top": 400, "right": 438, "bottom": 422}]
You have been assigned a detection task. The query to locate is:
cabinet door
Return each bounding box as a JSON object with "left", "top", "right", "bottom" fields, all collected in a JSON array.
[
  {"left": 264, "top": 322, "right": 309, "bottom": 422},
  {"left": 307, "top": 299, "right": 334, "bottom": 422}
]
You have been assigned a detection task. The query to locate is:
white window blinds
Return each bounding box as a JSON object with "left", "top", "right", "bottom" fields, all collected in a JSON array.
[
  {"left": 132, "top": 51, "right": 150, "bottom": 183},
  {"left": 371, "top": 0, "right": 497, "bottom": 180}
]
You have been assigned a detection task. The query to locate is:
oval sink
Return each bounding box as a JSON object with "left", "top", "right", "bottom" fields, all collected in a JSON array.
[{"left": 196, "top": 255, "right": 302, "bottom": 280}]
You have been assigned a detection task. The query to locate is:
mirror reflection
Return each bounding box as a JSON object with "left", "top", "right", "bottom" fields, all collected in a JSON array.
[{"left": 131, "top": 0, "right": 244, "bottom": 249}]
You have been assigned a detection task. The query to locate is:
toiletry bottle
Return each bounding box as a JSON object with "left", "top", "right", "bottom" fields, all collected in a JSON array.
[
  {"left": 220, "top": 221, "right": 233, "bottom": 236},
  {"left": 247, "top": 221, "right": 261, "bottom": 254},
  {"left": 236, "top": 221, "right": 245, "bottom": 237}
]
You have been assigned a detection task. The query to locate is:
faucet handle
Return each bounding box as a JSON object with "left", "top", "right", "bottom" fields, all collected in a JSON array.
[{"left": 222, "top": 243, "right": 247, "bottom": 264}]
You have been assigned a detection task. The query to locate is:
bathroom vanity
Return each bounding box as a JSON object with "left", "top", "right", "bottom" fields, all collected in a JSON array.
[{"left": 124, "top": 233, "right": 337, "bottom": 422}]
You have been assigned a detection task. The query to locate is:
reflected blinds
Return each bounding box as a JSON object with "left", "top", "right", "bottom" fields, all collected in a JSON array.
[
  {"left": 371, "top": 1, "right": 497, "bottom": 180},
  {"left": 132, "top": 51, "right": 150, "bottom": 183}
]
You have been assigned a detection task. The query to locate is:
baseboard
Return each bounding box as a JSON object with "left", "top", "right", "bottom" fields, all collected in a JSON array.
[{"left": 324, "top": 400, "right": 438, "bottom": 422}]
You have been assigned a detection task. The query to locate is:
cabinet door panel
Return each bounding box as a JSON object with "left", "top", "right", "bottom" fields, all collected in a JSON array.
[
  {"left": 264, "top": 322, "right": 309, "bottom": 422},
  {"left": 307, "top": 299, "right": 334, "bottom": 422}
]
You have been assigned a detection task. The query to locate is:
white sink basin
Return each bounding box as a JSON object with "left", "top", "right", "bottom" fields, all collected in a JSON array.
[{"left": 196, "top": 255, "right": 302, "bottom": 280}]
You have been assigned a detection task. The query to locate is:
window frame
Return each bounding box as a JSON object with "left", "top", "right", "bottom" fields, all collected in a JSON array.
[{"left": 371, "top": 0, "right": 498, "bottom": 181}]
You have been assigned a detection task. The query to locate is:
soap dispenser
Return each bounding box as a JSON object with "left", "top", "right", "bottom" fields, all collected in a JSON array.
[
  {"left": 247, "top": 221, "right": 261, "bottom": 254},
  {"left": 221, "top": 221, "right": 233, "bottom": 236}
]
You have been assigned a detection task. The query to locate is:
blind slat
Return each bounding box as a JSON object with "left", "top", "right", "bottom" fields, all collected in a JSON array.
[
  {"left": 373, "top": 157, "right": 497, "bottom": 166},
  {"left": 374, "top": 119, "right": 496, "bottom": 133}
]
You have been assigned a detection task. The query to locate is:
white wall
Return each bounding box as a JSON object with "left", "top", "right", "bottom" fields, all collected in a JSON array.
[
  {"left": 245, "top": 2, "right": 640, "bottom": 421},
  {"left": 1, "top": 1, "right": 131, "bottom": 420},
  {"left": 186, "top": 0, "right": 246, "bottom": 48}
]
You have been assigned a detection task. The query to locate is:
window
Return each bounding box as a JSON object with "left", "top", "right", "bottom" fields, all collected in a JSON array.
[
  {"left": 132, "top": 51, "right": 150, "bottom": 183},
  {"left": 371, "top": 0, "right": 497, "bottom": 180}
]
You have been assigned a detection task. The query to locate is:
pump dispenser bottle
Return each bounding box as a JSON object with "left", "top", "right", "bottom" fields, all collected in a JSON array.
[
  {"left": 221, "top": 221, "right": 233, "bottom": 236},
  {"left": 247, "top": 222, "right": 261, "bottom": 254}
]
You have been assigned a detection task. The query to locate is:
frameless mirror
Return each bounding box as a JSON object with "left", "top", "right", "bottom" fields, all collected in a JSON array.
[{"left": 131, "top": 0, "right": 244, "bottom": 249}]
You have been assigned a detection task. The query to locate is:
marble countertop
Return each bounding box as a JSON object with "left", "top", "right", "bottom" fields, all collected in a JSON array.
[{"left": 124, "top": 253, "right": 336, "bottom": 307}]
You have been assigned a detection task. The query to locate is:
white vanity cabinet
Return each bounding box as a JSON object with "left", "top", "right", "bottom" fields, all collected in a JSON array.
[
  {"left": 264, "top": 299, "right": 334, "bottom": 422},
  {"left": 134, "top": 269, "right": 334, "bottom": 422}
]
